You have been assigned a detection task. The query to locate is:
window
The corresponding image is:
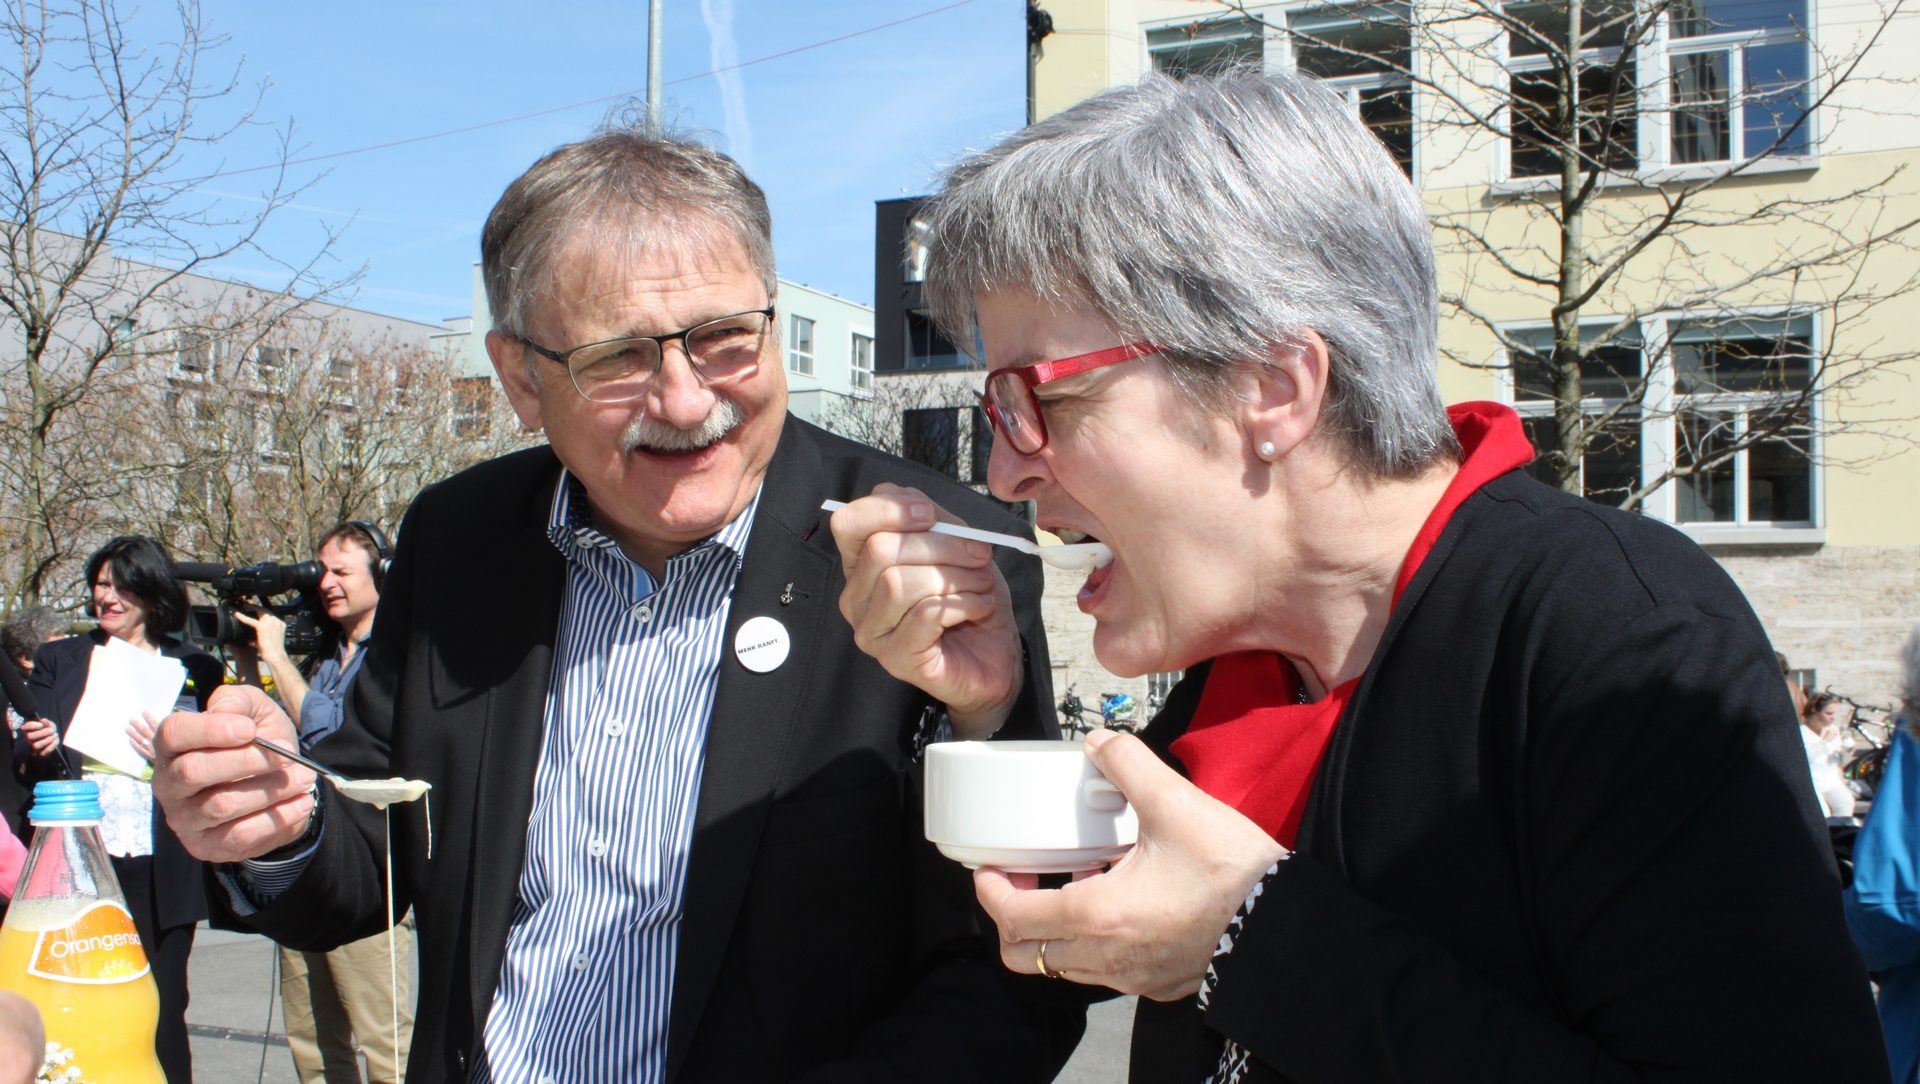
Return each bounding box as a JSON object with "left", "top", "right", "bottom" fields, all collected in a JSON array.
[
  {"left": 1147, "top": 16, "right": 1265, "bottom": 77},
  {"left": 1670, "top": 316, "right": 1814, "bottom": 525},
  {"left": 1509, "top": 326, "right": 1647, "bottom": 504},
  {"left": 453, "top": 376, "right": 495, "bottom": 439},
  {"left": 788, "top": 315, "right": 815, "bottom": 376},
  {"left": 1503, "top": 0, "right": 1810, "bottom": 178},
  {"left": 903, "top": 408, "right": 960, "bottom": 478},
  {"left": 904, "top": 218, "right": 933, "bottom": 285},
  {"left": 850, "top": 333, "right": 874, "bottom": 391},
  {"left": 1148, "top": 8, "right": 1415, "bottom": 176},
  {"left": 255, "top": 344, "right": 296, "bottom": 385},
  {"left": 906, "top": 310, "right": 966, "bottom": 371},
  {"left": 175, "top": 332, "right": 213, "bottom": 377},
  {"left": 1505, "top": 314, "right": 1818, "bottom": 527},
  {"left": 1670, "top": 0, "right": 1812, "bottom": 161},
  {"left": 1289, "top": 5, "right": 1415, "bottom": 175}
]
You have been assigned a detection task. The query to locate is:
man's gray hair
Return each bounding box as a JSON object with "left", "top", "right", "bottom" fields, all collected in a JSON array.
[
  {"left": 2, "top": 605, "right": 66, "bottom": 664},
  {"left": 481, "top": 126, "right": 776, "bottom": 341},
  {"left": 922, "top": 70, "right": 1458, "bottom": 476}
]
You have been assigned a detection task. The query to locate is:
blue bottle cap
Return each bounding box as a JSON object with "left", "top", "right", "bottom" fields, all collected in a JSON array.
[{"left": 30, "top": 780, "right": 103, "bottom": 823}]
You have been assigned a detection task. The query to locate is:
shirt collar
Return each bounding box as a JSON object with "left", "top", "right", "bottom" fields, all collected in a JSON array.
[{"left": 545, "top": 467, "right": 761, "bottom": 572}]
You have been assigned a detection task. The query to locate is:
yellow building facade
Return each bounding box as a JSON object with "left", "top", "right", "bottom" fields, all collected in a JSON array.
[{"left": 1032, "top": 0, "right": 1920, "bottom": 707}]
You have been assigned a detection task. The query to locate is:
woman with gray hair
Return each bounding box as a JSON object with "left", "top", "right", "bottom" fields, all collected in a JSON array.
[{"left": 831, "top": 71, "right": 1885, "bottom": 1081}]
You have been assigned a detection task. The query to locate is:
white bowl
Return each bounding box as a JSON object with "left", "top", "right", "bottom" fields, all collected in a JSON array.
[{"left": 925, "top": 740, "right": 1138, "bottom": 872}]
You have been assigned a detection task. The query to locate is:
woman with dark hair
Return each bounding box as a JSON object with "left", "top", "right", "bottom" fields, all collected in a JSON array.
[
  {"left": 1804, "top": 690, "right": 1859, "bottom": 818},
  {"left": 20, "top": 535, "right": 221, "bottom": 1083}
]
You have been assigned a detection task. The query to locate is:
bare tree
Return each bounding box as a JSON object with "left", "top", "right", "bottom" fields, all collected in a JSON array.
[
  {"left": 109, "top": 314, "right": 533, "bottom": 570},
  {"left": 0, "top": 0, "right": 350, "bottom": 604},
  {"left": 817, "top": 372, "right": 999, "bottom": 490},
  {"left": 1185, "top": 0, "right": 1920, "bottom": 514}
]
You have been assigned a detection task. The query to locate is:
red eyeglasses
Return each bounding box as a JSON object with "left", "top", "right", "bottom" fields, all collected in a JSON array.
[{"left": 976, "top": 341, "right": 1160, "bottom": 455}]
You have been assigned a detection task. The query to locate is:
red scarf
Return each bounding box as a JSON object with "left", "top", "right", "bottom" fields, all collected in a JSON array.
[{"left": 1170, "top": 402, "right": 1535, "bottom": 846}]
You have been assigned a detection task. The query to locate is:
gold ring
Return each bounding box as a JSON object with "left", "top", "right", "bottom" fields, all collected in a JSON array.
[{"left": 1036, "top": 939, "right": 1063, "bottom": 980}]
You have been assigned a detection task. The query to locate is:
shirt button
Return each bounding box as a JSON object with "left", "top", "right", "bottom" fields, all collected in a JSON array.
[
  {"left": 606, "top": 719, "right": 627, "bottom": 737},
  {"left": 588, "top": 839, "right": 607, "bottom": 858},
  {"left": 572, "top": 953, "right": 589, "bottom": 972},
  {"left": 630, "top": 603, "right": 652, "bottom": 622}
]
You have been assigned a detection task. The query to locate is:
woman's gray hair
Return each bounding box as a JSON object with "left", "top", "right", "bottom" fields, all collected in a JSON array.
[
  {"left": 2, "top": 605, "right": 66, "bottom": 663},
  {"left": 922, "top": 70, "right": 1458, "bottom": 476},
  {"left": 481, "top": 126, "right": 776, "bottom": 341}
]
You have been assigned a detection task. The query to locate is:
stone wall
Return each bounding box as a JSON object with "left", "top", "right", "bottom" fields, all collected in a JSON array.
[{"left": 1709, "top": 543, "right": 1920, "bottom": 713}]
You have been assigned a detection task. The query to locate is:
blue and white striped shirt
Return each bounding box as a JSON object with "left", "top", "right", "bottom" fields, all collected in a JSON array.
[{"left": 472, "top": 471, "right": 761, "bottom": 1084}]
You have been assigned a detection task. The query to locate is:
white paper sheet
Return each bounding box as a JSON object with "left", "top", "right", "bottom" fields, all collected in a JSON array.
[{"left": 62, "top": 638, "right": 187, "bottom": 776}]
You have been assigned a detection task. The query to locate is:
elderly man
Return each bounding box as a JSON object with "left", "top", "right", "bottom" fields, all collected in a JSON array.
[{"left": 152, "top": 128, "right": 1082, "bottom": 1083}]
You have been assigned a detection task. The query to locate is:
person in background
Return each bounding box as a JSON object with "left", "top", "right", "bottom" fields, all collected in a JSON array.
[
  {"left": 840, "top": 70, "right": 1887, "bottom": 1081},
  {"left": 21, "top": 537, "right": 221, "bottom": 1084},
  {"left": 1804, "top": 691, "right": 1859, "bottom": 818},
  {"left": 2, "top": 607, "right": 66, "bottom": 840},
  {"left": 234, "top": 521, "right": 413, "bottom": 1084},
  {"left": 1779, "top": 650, "right": 1810, "bottom": 721},
  {"left": 1844, "top": 626, "right": 1920, "bottom": 1082},
  {"left": 150, "top": 126, "right": 1082, "bottom": 1082}
]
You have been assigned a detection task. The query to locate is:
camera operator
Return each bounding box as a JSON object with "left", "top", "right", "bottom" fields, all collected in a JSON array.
[{"left": 233, "top": 521, "right": 414, "bottom": 1084}]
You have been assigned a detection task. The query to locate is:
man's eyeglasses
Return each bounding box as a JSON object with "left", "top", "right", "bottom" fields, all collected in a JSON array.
[
  {"left": 520, "top": 304, "right": 776, "bottom": 403},
  {"left": 976, "top": 341, "right": 1160, "bottom": 456}
]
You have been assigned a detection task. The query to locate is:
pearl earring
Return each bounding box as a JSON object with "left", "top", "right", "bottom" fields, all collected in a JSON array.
[{"left": 1258, "top": 441, "right": 1277, "bottom": 460}]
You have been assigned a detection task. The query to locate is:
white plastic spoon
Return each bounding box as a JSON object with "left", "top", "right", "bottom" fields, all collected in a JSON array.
[
  {"left": 820, "top": 500, "right": 1113, "bottom": 572},
  {"left": 253, "top": 736, "right": 432, "bottom": 810}
]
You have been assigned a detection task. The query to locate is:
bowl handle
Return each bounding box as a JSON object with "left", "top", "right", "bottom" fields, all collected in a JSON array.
[{"left": 1080, "top": 778, "right": 1127, "bottom": 813}]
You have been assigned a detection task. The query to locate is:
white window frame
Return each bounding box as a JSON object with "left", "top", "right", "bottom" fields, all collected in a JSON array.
[
  {"left": 1664, "top": 313, "right": 1822, "bottom": 536},
  {"left": 172, "top": 330, "right": 214, "bottom": 382},
  {"left": 1140, "top": 5, "right": 1417, "bottom": 178},
  {"left": 850, "top": 331, "right": 874, "bottom": 393},
  {"left": 1497, "top": 0, "right": 1815, "bottom": 183},
  {"left": 788, "top": 315, "right": 816, "bottom": 376},
  {"left": 1499, "top": 310, "right": 1823, "bottom": 544}
]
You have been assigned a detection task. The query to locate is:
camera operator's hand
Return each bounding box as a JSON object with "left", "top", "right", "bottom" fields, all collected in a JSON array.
[
  {"left": 232, "top": 608, "right": 290, "bottom": 666},
  {"left": 151, "top": 684, "right": 317, "bottom": 863}
]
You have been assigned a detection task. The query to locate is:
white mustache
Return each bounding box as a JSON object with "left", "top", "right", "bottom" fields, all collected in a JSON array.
[{"left": 621, "top": 399, "right": 745, "bottom": 453}]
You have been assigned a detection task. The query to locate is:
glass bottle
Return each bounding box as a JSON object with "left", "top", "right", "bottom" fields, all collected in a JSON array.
[{"left": 0, "top": 779, "right": 166, "bottom": 1083}]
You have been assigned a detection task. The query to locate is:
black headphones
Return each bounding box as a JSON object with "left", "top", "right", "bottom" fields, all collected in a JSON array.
[{"left": 340, "top": 520, "right": 393, "bottom": 591}]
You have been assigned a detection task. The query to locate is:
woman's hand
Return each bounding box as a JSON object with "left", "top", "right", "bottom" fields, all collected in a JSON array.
[
  {"left": 127, "top": 711, "right": 158, "bottom": 762},
  {"left": 975, "top": 728, "right": 1288, "bottom": 1001},
  {"left": 231, "top": 608, "right": 290, "bottom": 666},
  {"left": 828, "top": 484, "right": 1024, "bottom": 738},
  {"left": 20, "top": 717, "right": 59, "bottom": 757}
]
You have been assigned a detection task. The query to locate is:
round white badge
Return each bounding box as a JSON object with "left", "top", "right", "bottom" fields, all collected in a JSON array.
[{"left": 734, "top": 616, "right": 791, "bottom": 674}]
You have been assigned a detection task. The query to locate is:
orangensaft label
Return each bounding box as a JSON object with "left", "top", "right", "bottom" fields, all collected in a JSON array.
[{"left": 26, "top": 901, "right": 150, "bottom": 984}]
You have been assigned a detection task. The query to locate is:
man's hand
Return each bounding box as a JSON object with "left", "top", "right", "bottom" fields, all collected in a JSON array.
[
  {"left": 975, "top": 729, "right": 1287, "bottom": 1001},
  {"left": 151, "top": 684, "right": 319, "bottom": 863},
  {"left": 231, "top": 609, "right": 290, "bottom": 667},
  {"left": 19, "top": 717, "right": 58, "bottom": 757},
  {"left": 829, "top": 484, "right": 1024, "bottom": 739}
]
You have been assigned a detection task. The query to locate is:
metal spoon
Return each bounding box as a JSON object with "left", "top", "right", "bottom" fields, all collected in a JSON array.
[{"left": 820, "top": 500, "right": 1113, "bottom": 572}]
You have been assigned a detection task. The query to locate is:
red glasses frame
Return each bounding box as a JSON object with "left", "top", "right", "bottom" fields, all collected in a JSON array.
[{"left": 977, "top": 341, "right": 1160, "bottom": 455}]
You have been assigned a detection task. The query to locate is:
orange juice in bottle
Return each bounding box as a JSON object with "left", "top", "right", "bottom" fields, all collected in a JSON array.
[{"left": 0, "top": 780, "right": 165, "bottom": 1083}]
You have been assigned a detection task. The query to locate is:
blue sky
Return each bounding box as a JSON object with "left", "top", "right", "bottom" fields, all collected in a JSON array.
[{"left": 160, "top": 1, "right": 1026, "bottom": 326}]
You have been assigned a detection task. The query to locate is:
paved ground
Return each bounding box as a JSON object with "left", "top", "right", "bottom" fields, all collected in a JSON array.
[{"left": 185, "top": 923, "right": 1137, "bottom": 1082}]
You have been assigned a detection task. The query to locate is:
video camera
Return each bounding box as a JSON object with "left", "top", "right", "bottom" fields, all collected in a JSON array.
[{"left": 173, "top": 560, "right": 329, "bottom": 657}]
